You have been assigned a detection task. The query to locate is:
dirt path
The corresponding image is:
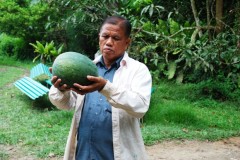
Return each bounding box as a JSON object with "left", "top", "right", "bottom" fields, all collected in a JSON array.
[
  {"left": 146, "top": 137, "right": 240, "bottom": 160},
  {"left": 1, "top": 137, "right": 240, "bottom": 160}
]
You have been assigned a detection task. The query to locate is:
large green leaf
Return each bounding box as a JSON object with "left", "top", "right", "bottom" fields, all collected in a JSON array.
[
  {"left": 176, "top": 71, "right": 184, "bottom": 84},
  {"left": 168, "top": 62, "right": 176, "bottom": 79},
  {"left": 36, "top": 41, "right": 45, "bottom": 54},
  {"left": 168, "top": 18, "right": 180, "bottom": 35},
  {"left": 157, "top": 19, "right": 169, "bottom": 35}
]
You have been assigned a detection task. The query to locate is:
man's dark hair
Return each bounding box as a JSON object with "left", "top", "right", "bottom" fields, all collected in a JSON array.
[{"left": 100, "top": 15, "right": 132, "bottom": 37}]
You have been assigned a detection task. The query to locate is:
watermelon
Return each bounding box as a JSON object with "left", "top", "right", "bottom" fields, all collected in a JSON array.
[{"left": 52, "top": 52, "right": 98, "bottom": 87}]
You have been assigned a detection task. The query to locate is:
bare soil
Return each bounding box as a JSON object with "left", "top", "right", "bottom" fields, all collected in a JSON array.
[
  {"left": 146, "top": 137, "right": 240, "bottom": 160},
  {"left": 1, "top": 137, "right": 240, "bottom": 160}
]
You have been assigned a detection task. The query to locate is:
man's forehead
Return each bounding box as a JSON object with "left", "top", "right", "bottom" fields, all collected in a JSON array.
[{"left": 100, "top": 24, "right": 124, "bottom": 33}]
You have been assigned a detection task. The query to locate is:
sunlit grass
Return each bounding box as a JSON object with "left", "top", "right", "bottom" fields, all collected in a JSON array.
[
  {"left": 0, "top": 65, "right": 26, "bottom": 87},
  {"left": 0, "top": 85, "right": 73, "bottom": 158},
  {"left": 142, "top": 82, "right": 240, "bottom": 145},
  {"left": 0, "top": 57, "right": 70, "bottom": 158},
  {"left": 0, "top": 55, "right": 34, "bottom": 69}
]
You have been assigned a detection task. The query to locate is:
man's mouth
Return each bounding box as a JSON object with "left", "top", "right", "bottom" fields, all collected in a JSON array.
[{"left": 103, "top": 48, "right": 113, "bottom": 52}]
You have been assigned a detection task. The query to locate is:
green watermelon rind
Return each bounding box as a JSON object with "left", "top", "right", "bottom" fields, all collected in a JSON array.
[{"left": 52, "top": 52, "right": 98, "bottom": 87}]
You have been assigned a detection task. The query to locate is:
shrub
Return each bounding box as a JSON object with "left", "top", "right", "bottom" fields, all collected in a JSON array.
[
  {"left": 0, "top": 33, "right": 25, "bottom": 58},
  {"left": 29, "top": 41, "right": 64, "bottom": 64},
  {"left": 0, "top": 1, "right": 58, "bottom": 59},
  {"left": 196, "top": 75, "right": 240, "bottom": 102}
]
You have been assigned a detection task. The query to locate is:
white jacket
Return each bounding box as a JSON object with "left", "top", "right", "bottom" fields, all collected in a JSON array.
[{"left": 49, "top": 53, "right": 152, "bottom": 160}]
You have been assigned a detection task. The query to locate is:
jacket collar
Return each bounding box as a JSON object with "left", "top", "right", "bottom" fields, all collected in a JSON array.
[{"left": 93, "top": 51, "right": 129, "bottom": 68}]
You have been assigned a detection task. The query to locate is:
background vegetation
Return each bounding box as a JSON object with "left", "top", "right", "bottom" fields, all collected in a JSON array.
[
  {"left": 1, "top": 0, "right": 240, "bottom": 90},
  {"left": 0, "top": 0, "right": 240, "bottom": 159}
]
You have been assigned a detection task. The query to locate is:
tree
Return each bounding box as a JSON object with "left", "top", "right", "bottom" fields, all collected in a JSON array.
[
  {"left": 215, "top": 0, "right": 223, "bottom": 33},
  {"left": 42, "top": 0, "right": 122, "bottom": 57},
  {"left": 190, "top": 0, "right": 203, "bottom": 37},
  {"left": 235, "top": 1, "right": 240, "bottom": 54},
  {"left": 0, "top": 0, "right": 54, "bottom": 58}
]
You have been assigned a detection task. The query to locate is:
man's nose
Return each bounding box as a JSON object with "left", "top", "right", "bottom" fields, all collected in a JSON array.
[{"left": 106, "top": 38, "right": 113, "bottom": 46}]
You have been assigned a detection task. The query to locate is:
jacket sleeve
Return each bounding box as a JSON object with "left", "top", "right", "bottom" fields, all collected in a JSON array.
[
  {"left": 100, "top": 63, "right": 152, "bottom": 118},
  {"left": 48, "top": 86, "right": 78, "bottom": 110}
]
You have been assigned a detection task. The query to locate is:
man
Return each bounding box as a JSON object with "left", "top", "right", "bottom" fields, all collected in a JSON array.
[{"left": 49, "top": 15, "right": 152, "bottom": 160}]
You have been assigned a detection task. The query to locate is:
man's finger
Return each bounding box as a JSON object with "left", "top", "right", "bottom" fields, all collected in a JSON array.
[
  {"left": 49, "top": 67, "right": 52, "bottom": 73},
  {"left": 87, "top": 75, "right": 98, "bottom": 82}
]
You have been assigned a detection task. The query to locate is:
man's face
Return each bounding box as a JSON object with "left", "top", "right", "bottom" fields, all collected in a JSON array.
[{"left": 99, "top": 23, "right": 130, "bottom": 65}]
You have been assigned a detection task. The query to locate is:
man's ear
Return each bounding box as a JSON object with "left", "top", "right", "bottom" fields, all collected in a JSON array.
[
  {"left": 98, "top": 33, "right": 101, "bottom": 45},
  {"left": 126, "top": 38, "right": 131, "bottom": 49}
]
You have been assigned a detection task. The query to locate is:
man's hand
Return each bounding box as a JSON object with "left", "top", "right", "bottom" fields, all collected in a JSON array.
[
  {"left": 71, "top": 76, "right": 107, "bottom": 95},
  {"left": 49, "top": 67, "right": 70, "bottom": 92},
  {"left": 49, "top": 67, "right": 106, "bottom": 94}
]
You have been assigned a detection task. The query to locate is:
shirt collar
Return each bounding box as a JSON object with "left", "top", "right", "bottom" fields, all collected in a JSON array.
[{"left": 115, "top": 55, "right": 124, "bottom": 68}]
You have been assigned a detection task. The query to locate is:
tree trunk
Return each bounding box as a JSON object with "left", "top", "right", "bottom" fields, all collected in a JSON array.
[
  {"left": 190, "top": 0, "right": 203, "bottom": 38},
  {"left": 236, "top": 1, "right": 240, "bottom": 51},
  {"left": 215, "top": 0, "right": 223, "bottom": 33},
  {"left": 236, "top": 1, "right": 240, "bottom": 35},
  {"left": 206, "top": 0, "right": 212, "bottom": 40}
]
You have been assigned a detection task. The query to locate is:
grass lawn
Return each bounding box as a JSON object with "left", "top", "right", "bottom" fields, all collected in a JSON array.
[
  {"left": 0, "top": 56, "right": 240, "bottom": 158},
  {"left": 143, "top": 82, "right": 240, "bottom": 145}
]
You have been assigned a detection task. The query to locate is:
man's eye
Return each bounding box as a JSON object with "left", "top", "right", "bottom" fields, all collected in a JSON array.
[
  {"left": 102, "top": 35, "right": 108, "bottom": 38},
  {"left": 113, "top": 37, "right": 120, "bottom": 40}
]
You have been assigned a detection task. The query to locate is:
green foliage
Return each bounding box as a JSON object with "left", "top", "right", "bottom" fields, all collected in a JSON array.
[
  {"left": 196, "top": 76, "right": 240, "bottom": 102},
  {"left": 115, "top": 0, "right": 240, "bottom": 91},
  {"left": 141, "top": 3, "right": 164, "bottom": 18},
  {"left": 0, "top": 0, "right": 58, "bottom": 59},
  {"left": 0, "top": 0, "right": 48, "bottom": 38},
  {"left": 0, "top": 34, "right": 25, "bottom": 58},
  {"left": 29, "top": 41, "right": 64, "bottom": 63},
  {"left": 125, "top": 1, "right": 240, "bottom": 90},
  {"left": 44, "top": 0, "right": 125, "bottom": 57},
  {"left": 167, "top": 62, "right": 176, "bottom": 80},
  {"left": 181, "top": 31, "right": 240, "bottom": 90},
  {"left": 0, "top": 0, "right": 239, "bottom": 88},
  {"left": 128, "top": 14, "right": 195, "bottom": 83}
]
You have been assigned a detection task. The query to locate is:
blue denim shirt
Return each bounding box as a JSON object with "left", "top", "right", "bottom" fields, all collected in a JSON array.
[{"left": 76, "top": 56, "right": 123, "bottom": 160}]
